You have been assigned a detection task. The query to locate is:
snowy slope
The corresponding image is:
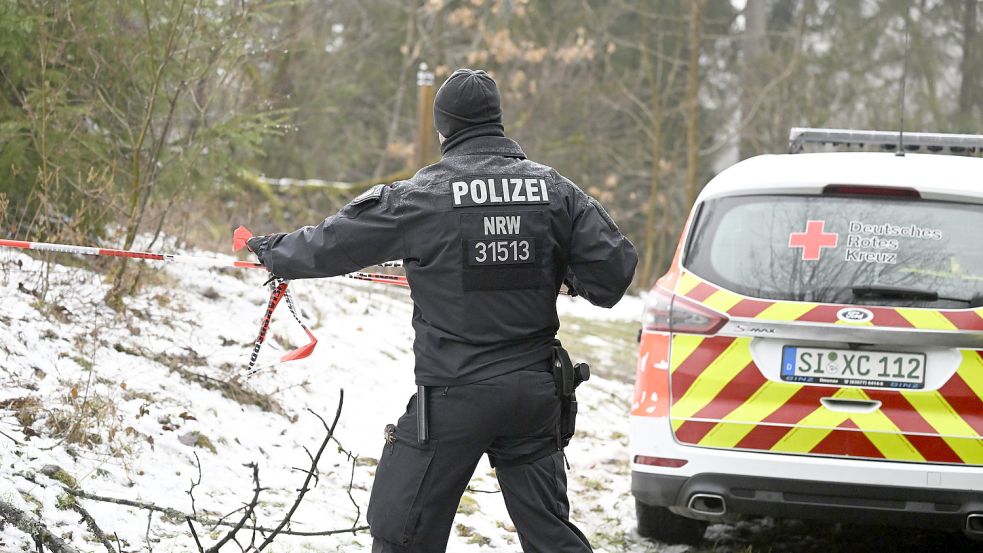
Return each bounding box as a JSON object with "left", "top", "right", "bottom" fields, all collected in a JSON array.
[{"left": 0, "top": 247, "right": 686, "bottom": 553}]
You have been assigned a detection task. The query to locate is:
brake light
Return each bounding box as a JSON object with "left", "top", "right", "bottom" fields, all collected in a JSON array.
[
  {"left": 823, "top": 184, "right": 920, "bottom": 198},
  {"left": 643, "top": 286, "right": 728, "bottom": 335},
  {"left": 634, "top": 455, "right": 688, "bottom": 468},
  {"left": 642, "top": 286, "right": 673, "bottom": 330}
]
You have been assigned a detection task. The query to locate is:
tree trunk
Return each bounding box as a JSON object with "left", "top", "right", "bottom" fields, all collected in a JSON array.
[
  {"left": 685, "top": 0, "right": 705, "bottom": 208},
  {"left": 958, "top": 0, "right": 978, "bottom": 129},
  {"left": 739, "top": 0, "right": 768, "bottom": 159},
  {"left": 373, "top": 0, "right": 419, "bottom": 180},
  {"left": 639, "top": 55, "right": 665, "bottom": 290}
]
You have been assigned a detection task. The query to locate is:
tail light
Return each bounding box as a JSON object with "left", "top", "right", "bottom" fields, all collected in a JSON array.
[
  {"left": 823, "top": 184, "right": 920, "bottom": 198},
  {"left": 643, "top": 286, "right": 728, "bottom": 335},
  {"left": 634, "top": 455, "right": 688, "bottom": 468}
]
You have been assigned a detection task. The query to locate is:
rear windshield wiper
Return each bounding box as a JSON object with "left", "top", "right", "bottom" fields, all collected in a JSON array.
[{"left": 851, "top": 285, "right": 982, "bottom": 306}]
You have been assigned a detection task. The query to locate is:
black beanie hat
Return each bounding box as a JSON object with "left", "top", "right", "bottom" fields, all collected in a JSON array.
[{"left": 433, "top": 69, "right": 503, "bottom": 138}]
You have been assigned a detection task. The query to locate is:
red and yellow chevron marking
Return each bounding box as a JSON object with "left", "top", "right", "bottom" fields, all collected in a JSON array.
[
  {"left": 674, "top": 272, "right": 983, "bottom": 331},
  {"left": 668, "top": 334, "right": 983, "bottom": 465}
]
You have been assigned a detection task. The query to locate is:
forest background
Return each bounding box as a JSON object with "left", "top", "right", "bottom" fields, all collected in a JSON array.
[{"left": 1, "top": 0, "right": 981, "bottom": 300}]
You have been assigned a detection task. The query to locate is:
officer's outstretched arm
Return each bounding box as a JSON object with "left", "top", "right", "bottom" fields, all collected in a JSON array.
[
  {"left": 567, "top": 194, "right": 638, "bottom": 308},
  {"left": 256, "top": 184, "right": 407, "bottom": 279}
]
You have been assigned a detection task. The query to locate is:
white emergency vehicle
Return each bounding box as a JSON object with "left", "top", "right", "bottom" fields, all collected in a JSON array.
[{"left": 631, "top": 128, "right": 983, "bottom": 544}]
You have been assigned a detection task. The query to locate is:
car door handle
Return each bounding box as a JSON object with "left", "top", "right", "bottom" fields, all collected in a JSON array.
[{"left": 820, "top": 397, "right": 882, "bottom": 414}]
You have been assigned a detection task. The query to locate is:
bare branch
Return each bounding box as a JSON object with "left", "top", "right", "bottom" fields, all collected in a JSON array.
[
  {"left": 187, "top": 517, "right": 205, "bottom": 553},
  {"left": 53, "top": 390, "right": 357, "bottom": 551},
  {"left": 343, "top": 451, "right": 360, "bottom": 530},
  {"left": 206, "top": 463, "right": 261, "bottom": 553},
  {"left": 249, "top": 508, "right": 259, "bottom": 550},
  {"left": 211, "top": 505, "right": 248, "bottom": 531},
  {"left": 67, "top": 498, "right": 118, "bottom": 553},
  {"left": 255, "top": 390, "right": 345, "bottom": 550},
  {"left": 61, "top": 488, "right": 367, "bottom": 538},
  {"left": 187, "top": 451, "right": 202, "bottom": 517},
  {"left": 330, "top": 435, "right": 362, "bottom": 530},
  {"left": 29, "top": 390, "right": 356, "bottom": 552},
  {"left": 145, "top": 511, "right": 154, "bottom": 553},
  {"left": 0, "top": 428, "right": 22, "bottom": 444}
]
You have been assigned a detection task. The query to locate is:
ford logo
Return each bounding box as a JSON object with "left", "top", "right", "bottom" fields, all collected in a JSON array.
[{"left": 837, "top": 307, "right": 874, "bottom": 323}]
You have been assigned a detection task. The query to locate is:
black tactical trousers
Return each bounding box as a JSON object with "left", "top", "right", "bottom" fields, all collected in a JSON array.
[{"left": 367, "top": 366, "right": 593, "bottom": 553}]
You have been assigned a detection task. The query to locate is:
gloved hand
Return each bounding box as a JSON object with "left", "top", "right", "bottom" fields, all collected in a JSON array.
[
  {"left": 246, "top": 234, "right": 273, "bottom": 271},
  {"left": 245, "top": 235, "right": 267, "bottom": 254}
]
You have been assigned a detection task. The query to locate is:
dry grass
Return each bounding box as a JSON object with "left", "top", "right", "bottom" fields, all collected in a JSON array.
[{"left": 149, "top": 348, "right": 285, "bottom": 415}]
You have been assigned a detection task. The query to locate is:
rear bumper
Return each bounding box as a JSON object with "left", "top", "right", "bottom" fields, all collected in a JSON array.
[
  {"left": 630, "top": 415, "right": 983, "bottom": 534},
  {"left": 632, "top": 470, "right": 983, "bottom": 532}
]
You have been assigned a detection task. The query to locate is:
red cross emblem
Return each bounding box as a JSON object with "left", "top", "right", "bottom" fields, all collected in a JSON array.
[{"left": 788, "top": 220, "right": 838, "bottom": 261}]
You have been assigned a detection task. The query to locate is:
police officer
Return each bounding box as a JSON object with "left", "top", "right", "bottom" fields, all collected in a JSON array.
[{"left": 247, "top": 69, "right": 637, "bottom": 552}]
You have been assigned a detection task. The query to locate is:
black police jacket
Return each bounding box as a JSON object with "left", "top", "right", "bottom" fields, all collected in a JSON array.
[{"left": 255, "top": 135, "right": 637, "bottom": 386}]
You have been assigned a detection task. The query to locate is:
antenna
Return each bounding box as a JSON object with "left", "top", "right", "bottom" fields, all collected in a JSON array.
[{"left": 897, "top": 8, "right": 911, "bottom": 157}]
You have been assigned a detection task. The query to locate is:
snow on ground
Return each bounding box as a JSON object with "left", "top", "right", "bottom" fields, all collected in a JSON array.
[{"left": 0, "top": 247, "right": 678, "bottom": 553}]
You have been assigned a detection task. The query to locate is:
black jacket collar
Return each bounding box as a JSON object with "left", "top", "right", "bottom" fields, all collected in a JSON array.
[{"left": 441, "top": 134, "right": 527, "bottom": 160}]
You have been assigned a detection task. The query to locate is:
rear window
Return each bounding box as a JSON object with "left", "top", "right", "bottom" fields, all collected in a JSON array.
[{"left": 685, "top": 194, "right": 983, "bottom": 308}]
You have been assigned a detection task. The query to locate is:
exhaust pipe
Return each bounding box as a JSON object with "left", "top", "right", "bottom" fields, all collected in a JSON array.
[
  {"left": 967, "top": 513, "right": 983, "bottom": 535},
  {"left": 688, "top": 493, "right": 726, "bottom": 516}
]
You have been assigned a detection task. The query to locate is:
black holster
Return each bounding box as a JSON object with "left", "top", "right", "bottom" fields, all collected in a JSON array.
[{"left": 551, "top": 341, "right": 589, "bottom": 449}]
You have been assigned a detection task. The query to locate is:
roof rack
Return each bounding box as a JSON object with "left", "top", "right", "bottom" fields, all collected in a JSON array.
[{"left": 787, "top": 127, "right": 983, "bottom": 155}]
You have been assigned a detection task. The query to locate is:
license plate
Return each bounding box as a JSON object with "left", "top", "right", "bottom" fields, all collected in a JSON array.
[{"left": 780, "top": 346, "right": 926, "bottom": 389}]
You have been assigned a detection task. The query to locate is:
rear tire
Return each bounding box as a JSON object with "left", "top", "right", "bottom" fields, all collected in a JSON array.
[{"left": 636, "top": 500, "right": 708, "bottom": 545}]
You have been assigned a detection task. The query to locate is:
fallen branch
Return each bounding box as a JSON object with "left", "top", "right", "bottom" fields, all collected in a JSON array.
[
  {"left": 0, "top": 497, "right": 79, "bottom": 553},
  {"left": 62, "top": 487, "right": 368, "bottom": 538},
  {"left": 24, "top": 390, "right": 360, "bottom": 552},
  {"left": 0, "top": 427, "right": 23, "bottom": 444},
  {"left": 67, "top": 498, "right": 117, "bottom": 553},
  {"left": 59, "top": 389, "right": 364, "bottom": 549}
]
